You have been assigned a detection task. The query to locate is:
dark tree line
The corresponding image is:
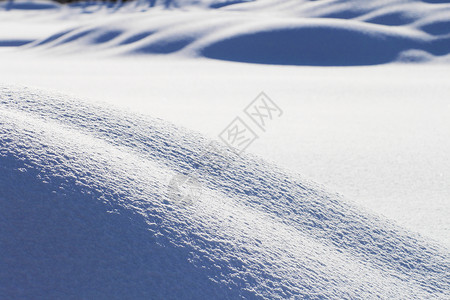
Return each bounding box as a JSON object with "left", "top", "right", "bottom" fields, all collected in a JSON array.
[
  {"left": 0, "top": 0, "right": 136, "bottom": 3},
  {"left": 53, "top": 0, "right": 134, "bottom": 3}
]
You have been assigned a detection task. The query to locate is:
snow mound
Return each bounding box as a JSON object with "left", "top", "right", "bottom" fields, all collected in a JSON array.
[
  {"left": 0, "top": 0, "right": 59, "bottom": 11},
  {"left": 3, "top": 0, "right": 446, "bottom": 65},
  {"left": 1, "top": 85, "right": 449, "bottom": 298}
]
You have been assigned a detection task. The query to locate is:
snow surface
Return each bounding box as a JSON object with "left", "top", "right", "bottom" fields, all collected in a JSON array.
[
  {"left": 1, "top": 85, "right": 449, "bottom": 299},
  {"left": 1, "top": 0, "right": 450, "bottom": 298},
  {"left": 1, "top": 0, "right": 450, "bottom": 64}
]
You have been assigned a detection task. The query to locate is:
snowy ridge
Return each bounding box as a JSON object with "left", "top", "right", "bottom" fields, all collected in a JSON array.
[
  {"left": 1, "top": 0, "right": 449, "bottom": 65},
  {"left": 1, "top": 85, "right": 449, "bottom": 298}
]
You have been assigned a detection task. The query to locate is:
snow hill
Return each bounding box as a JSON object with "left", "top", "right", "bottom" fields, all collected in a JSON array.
[
  {"left": 1, "top": 0, "right": 450, "bottom": 65},
  {"left": 1, "top": 0, "right": 449, "bottom": 298},
  {"left": 1, "top": 85, "right": 449, "bottom": 298}
]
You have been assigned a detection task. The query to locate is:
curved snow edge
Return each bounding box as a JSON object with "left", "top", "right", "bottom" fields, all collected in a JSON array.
[{"left": 0, "top": 85, "right": 449, "bottom": 299}]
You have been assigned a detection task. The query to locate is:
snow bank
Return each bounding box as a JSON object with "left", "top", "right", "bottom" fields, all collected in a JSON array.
[
  {"left": 1, "top": 85, "right": 449, "bottom": 298},
  {"left": 1, "top": 0, "right": 446, "bottom": 65}
]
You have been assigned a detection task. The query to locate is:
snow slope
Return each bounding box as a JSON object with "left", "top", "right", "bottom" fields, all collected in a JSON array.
[
  {"left": 1, "top": 1, "right": 450, "bottom": 298},
  {"left": 1, "top": 85, "right": 449, "bottom": 298},
  {"left": 2, "top": 0, "right": 450, "bottom": 64},
  {"left": 0, "top": 51, "right": 448, "bottom": 248}
]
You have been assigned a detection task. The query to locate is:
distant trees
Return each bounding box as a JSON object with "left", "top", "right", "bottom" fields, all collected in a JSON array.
[
  {"left": 1, "top": 0, "right": 178, "bottom": 9},
  {"left": 52, "top": 0, "right": 133, "bottom": 3}
]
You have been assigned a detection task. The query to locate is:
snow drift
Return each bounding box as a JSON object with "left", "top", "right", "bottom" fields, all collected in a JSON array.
[
  {"left": 0, "top": 85, "right": 449, "bottom": 298},
  {"left": 2, "top": 0, "right": 450, "bottom": 65}
]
